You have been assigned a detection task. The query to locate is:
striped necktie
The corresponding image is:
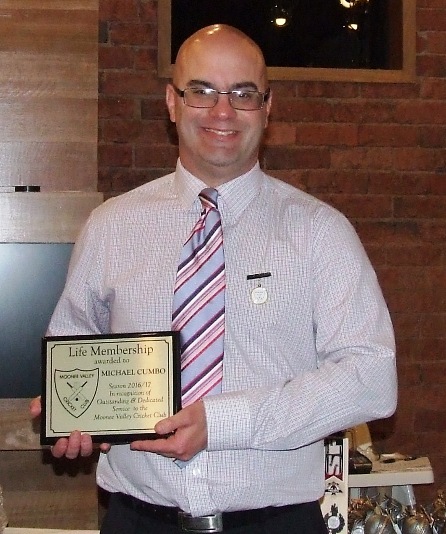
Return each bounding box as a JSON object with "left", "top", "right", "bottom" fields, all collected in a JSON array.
[{"left": 172, "top": 188, "right": 225, "bottom": 407}]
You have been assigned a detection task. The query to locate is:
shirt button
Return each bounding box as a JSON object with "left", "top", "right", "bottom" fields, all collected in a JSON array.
[{"left": 192, "top": 467, "right": 201, "bottom": 476}]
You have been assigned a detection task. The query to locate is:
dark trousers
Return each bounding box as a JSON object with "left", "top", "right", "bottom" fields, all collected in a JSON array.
[{"left": 100, "top": 493, "right": 328, "bottom": 534}]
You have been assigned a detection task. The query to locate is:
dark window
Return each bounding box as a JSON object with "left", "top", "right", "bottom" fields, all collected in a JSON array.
[{"left": 171, "top": 0, "right": 393, "bottom": 70}]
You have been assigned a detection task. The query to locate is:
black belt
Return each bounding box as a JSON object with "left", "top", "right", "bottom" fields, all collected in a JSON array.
[{"left": 117, "top": 492, "right": 305, "bottom": 532}]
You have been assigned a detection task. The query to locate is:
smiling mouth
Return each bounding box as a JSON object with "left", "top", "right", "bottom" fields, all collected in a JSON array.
[{"left": 204, "top": 128, "right": 237, "bottom": 137}]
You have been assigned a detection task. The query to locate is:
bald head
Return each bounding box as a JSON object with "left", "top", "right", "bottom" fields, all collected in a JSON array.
[{"left": 173, "top": 24, "right": 268, "bottom": 88}]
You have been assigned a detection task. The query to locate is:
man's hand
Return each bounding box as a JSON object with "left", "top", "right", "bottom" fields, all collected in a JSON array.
[
  {"left": 130, "top": 400, "right": 207, "bottom": 461},
  {"left": 29, "top": 395, "right": 110, "bottom": 458}
]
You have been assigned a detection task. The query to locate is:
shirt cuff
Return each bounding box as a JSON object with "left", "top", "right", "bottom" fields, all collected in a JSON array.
[{"left": 203, "top": 392, "right": 252, "bottom": 451}]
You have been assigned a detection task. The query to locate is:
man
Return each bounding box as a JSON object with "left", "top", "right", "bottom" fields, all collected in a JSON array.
[{"left": 31, "top": 24, "right": 397, "bottom": 533}]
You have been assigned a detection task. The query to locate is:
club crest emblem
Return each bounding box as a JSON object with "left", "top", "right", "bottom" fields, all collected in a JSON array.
[{"left": 54, "top": 368, "right": 99, "bottom": 418}]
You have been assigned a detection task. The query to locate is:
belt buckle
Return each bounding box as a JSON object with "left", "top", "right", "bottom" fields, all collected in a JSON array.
[{"left": 178, "top": 511, "right": 223, "bottom": 533}]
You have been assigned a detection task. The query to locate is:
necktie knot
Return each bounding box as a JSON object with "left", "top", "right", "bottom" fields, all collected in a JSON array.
[{"left": 199, "top": 188, "right": 219, "bottom": 212}]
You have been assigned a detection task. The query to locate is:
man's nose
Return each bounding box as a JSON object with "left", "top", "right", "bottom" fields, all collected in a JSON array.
[{"left": 209, "top": 93, "right": 237, "bottom": 118}]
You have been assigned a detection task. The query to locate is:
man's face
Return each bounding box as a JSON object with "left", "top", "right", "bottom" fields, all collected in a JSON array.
[{"left": 166, "top": 32, "right": 272, "bottom": 186}]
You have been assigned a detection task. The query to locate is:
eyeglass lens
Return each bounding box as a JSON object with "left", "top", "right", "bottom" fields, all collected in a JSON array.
[{"left": 184, "top": 89, "right": 266, "bottom": 110}]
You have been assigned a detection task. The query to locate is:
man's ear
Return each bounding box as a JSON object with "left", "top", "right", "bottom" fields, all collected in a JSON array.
[
  {"left": 264, "top": 89, "right": 272, "bottom": 129},
  {"left": 166, "top": 84, "right": 176, "bottom": 123}
]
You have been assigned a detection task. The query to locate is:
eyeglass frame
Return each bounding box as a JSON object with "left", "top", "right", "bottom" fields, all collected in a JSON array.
[{"left": 171, "top": 84, "right": 271, "bottom": 111}]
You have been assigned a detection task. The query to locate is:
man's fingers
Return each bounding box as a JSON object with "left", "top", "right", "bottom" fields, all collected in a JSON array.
[
  {"left": 51, "top": 437, "right": 69, "bottom": 458},
  {"left": 49, "top": 431, "right": 96, "bottom": 459},
  {"left": 29, "top": 396, "right": 42, "bottom": 417}
]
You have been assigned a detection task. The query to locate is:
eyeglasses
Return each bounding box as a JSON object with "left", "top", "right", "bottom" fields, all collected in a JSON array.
[{"left": 172, "top": 84, "right": 270, "bottom": 111}]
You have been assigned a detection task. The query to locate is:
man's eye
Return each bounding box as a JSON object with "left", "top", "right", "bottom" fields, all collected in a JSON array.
[
  {"left": 234, "top": 91, "right": 254, "bottom": 100},
  {"left": 191, "top": 88, "right": 214, "bottom": 96}
]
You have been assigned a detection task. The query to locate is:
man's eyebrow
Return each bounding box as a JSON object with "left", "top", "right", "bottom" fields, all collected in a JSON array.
[
  {"left": 185, "top": 79, "right": 213, "bottom": 88},
  {"left": 231, "top": 81, "right": 259, "bottom": 91},
  {"left": 185, "top": 80, "right": 260, "bottom": 91}
]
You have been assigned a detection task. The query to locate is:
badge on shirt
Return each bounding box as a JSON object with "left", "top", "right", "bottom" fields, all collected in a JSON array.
[{"left": 247, "top": 272, "right": 271, "bottom": 305}]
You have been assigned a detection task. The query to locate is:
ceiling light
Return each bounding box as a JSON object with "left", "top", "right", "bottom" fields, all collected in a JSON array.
[{"left": 271, "top": 4, "right": 292, "bottom": 28}]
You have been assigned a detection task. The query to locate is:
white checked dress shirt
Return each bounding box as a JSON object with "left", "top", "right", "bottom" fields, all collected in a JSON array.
[{"left": 48, "top": 160, "right": 397, "bottom": 516}]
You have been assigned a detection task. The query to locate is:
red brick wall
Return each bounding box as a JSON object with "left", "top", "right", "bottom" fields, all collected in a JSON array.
[{"left": 98, "top": 0, "right": 446, "bottom": 502}]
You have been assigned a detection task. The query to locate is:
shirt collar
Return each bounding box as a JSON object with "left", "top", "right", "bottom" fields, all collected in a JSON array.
[{"left": 174, "top": 159, "right": 265, "bottom": 224}]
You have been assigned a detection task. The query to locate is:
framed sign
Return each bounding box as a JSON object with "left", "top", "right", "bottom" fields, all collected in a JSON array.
[{"left": 41, "top": 331, "right": 181, "bottom": 444}]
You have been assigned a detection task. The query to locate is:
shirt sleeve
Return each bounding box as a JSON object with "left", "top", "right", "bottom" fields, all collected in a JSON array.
[
  {"left": 204, "top": 209, "right": 397, "bottom": 452},
  {"left": 47, "top": 213, "right": 110, "bottom": 337}
]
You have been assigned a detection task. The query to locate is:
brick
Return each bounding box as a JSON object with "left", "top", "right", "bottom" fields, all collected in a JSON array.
[
  {"left": 420, "top": 31, "right": 446, "bottom": 54},
  {"left": 99, "top": 97, "right": 136, "bottom": 119},
  {"left": 109, "top": 22, "right": 156, "bottom": 46},
  {"left": 98, "top": 143, "right": 132, "bottom": 167},
  {"left": 101, "top": 119, "right": 171, "bottom": 143},
  {"left": 396, "top": 100, "right": 446, "bottom": 124},
  {"left": 262, "top": 147, "right": 330, "bottom": 170},
  {"left": 265, "top": 170, "right": 307, "bottom": 191},
  {"left": 420, "top": 77, "right": 446, "bottom": 100},
  {"left": 421, "top": 363, "right": 446, "bottom": 385},
  {"left": 268, "top": 81, "right": 296, "bottom": 98},
  {"left": 385, "top": 287, "right": 442, "bottom": 314},
  {"left": 354, "top": 220, "right": 423, "bottom": 246},
  {"left": 420, "top": 220, "right": 446, "bottom": 243},
  {"left": 417, "top": 32, "right": 428, "bottom": 54},
  {"left": 100, "top": 71, "right": 165, "bottom": 96},
  {"left": 394, "top": 196, "right": 446, "bottom": 218},
  {"left": 417, "top": 54, "right": 446, "bottom": 78},
  {"left": 99, "top": 45, "right": 135, "bottom": 69},
  {"left": 269, "top": 99, "right": 332, "bottom": 122},
  {"left": 98, "top": 21, "right": 109, "bottom": 44},
  {"left": 378, "top": 266, "right": 429, "bottom": 291},
  {"left": 396, "top": 362, "right": 423, "bottom": 385},
  {"left": 99, "top": 0, "right": 139, "bottom": 22},
  {"left": 397, "top": 339, "right": 423, "bottom": 361},
  {"left": 331, "top": 148, "right": 393, "bottom": 170},
  {"left": 305, "top": 169, "right": 369, "bottom": 194},
  {"left": 420, "top": 338, "right": 446, "bottom": 362},
  {"left": 134, "top": 48, "right": 158, "bottom": 71},
  {"left": 415, "top": 408, "right": 446, "bottom": 432},
  {"left": 368, "top": 172, "right": 446, "bottom": 196},
  {"left": 428, "top": 266, "right": 446, "bottom": 293},
  {"left": 418, "top": 0, "right": 446, "bottom": 6},
  {"left": 417, "top": 9, "right": 446, "bottom": 31},
  {"left": 297, "top": 82, "right": 359, "bottom": 98},
  {"left": 429, "top": 175, "right": 446, "bottom": 195},
  {"left": 398, "top": 338, "right": 446, "bottom": 362},
  {"left": 368, "top": 172, "right": 432, "bottom": 195},
  {"left": 392, "top": 391, "right": 417, "bottom": 424},
  {"left": 134, "top": 144, "right": 178, "bottom": 167},
  {"left": 385, "top": 244, "right": 444, "bottom": 266},
  {"left": 360, "top": 83, "right": 419, "bottom": 99},
  {"left": 263, "top": 122, "right": 296, "bottom": 146},
  {"left": 399, "top": 432, "right": 442, "bottom": 460},
  {"left": 359, "top": 124, "right": 417, "bottom": 147},
  {"left": 140, "top": 1, "right": 157, "bottom": 23},
  {"left": 294, "top": 123, "right": 358, "bottom": 147},
  {"left": 111, "top": 168, "right": 167, "bottom": 192},
  {"left": 418, "top": 125, "right": 446, "bottom": 147},
  {"left": 364, "top": 244, "right": 387, "bottom": 266},
  {"left": 332, "top": 101, "right": 396, "bottom": 123},
  {"left": 392, "top": 312, "right": 423, "bottom": 338},
  {"left": 98, "top": 168, "right": 112, "bottom": 193},
  {"left": 317, "top": 194, "right": 392, "bottom": 219},
  {"left": 140, "top": 98, "right": 170, "bottom": 120},
  {"left": 393, "top": 147, "right": 446, "bottom": 172},
  {"left": 420, "top": 313, "right": 446, "bottom": 338}
]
